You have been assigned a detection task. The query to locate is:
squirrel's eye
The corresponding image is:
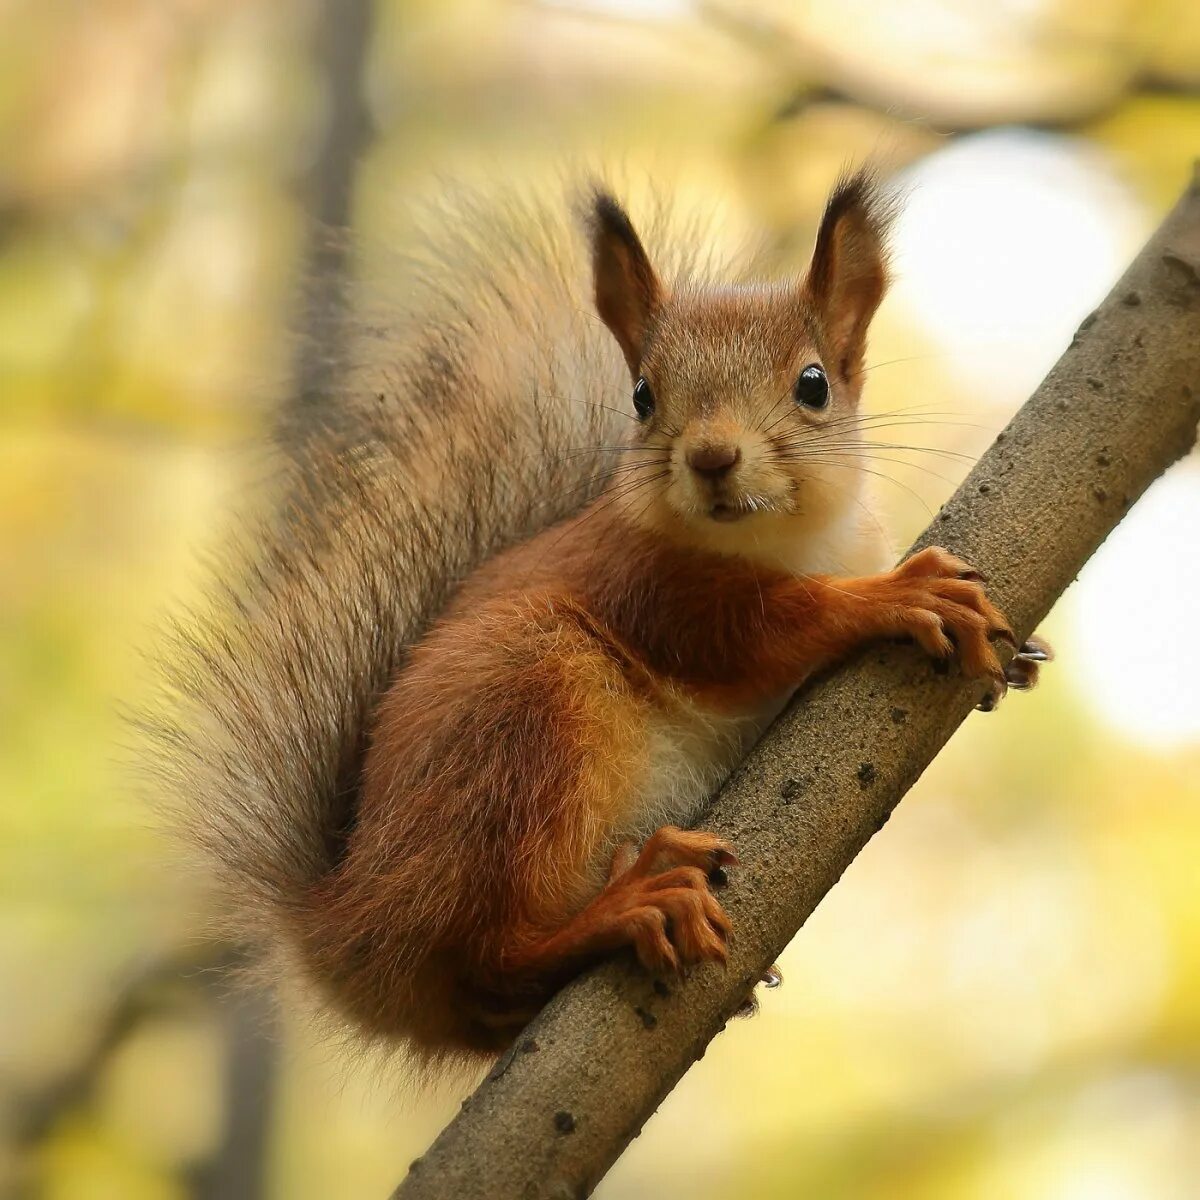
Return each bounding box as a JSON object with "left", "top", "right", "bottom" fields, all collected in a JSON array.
[
  {"left": 632, "top": 377, "right": 655, "bottom": 421},
  {"left": 793, "top": 364, "right": 829, "bottom": 410}
]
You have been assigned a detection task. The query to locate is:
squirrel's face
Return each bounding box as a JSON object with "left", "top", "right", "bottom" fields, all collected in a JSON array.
[
  {"left": 590, "top": 174, "right": 893, "bottom": 544},
  {"left": 622, "top": 289, "right": 859, "bottom": 527}
]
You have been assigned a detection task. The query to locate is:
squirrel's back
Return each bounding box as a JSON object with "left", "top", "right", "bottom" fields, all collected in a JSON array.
[{"left": 146, "top": 182, "right": 736, "bottom": 1017}]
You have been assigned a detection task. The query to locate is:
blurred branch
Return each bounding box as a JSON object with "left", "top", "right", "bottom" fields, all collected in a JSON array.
[
  {"left": 9, "top": 954, "right": 186, "bottom": 1150},
  {"left": 695, "top": 0, "right": 1135, "bottom": 128},
  {"left": 12, "top": 947, "right": 277, "bottom": 1200},
  {"left": 395, "top": 171, "right": 1200, "bottom": 1200},
  {"left": 190, "top": 978, "right": 277, "bottom": 1200},
  {"left": 285, "top": 0, "right": 376, "bottom": 433},
  {"left": 12, "top": 948, "right": 232, "bottom": 1142}
]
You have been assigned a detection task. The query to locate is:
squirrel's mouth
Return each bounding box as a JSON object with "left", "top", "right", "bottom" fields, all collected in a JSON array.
[
  {"left": 707, "top": 492, "right": 786, "bottom": 522},
  {"left": 709, "top": 503, "right": 745, "bottom": 523}
]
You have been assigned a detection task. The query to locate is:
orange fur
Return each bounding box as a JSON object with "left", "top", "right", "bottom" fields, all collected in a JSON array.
[
  {"left": 278, "top": 171, "right": 1016, "bottom": 1064},
  {"left": 304, "top": 500, "right": 1011, "bottom": 1058}
]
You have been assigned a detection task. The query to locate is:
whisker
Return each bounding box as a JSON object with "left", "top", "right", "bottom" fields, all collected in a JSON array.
[
  {"left": 559, "top": 445, "right": 658, "bottom": 460},
  {"left": 572, "top": 470, "right": 671, "bottom": 533},
  {"left": 766, "top": 438, "right": 938, "bottom": 518},
  {"left": 772, "top": 439, "right": 977, "bottom": 466},
  {"left": 760, "top": 402, "right": 995, "bottom": 445},
  {"left": 809, "top": 476, "right": 893, "bottom": 554},
  {"left": 821, "top": 452, "right": 960, "bottom": 490},
  {"left": 516, "top": 468, "right": 671, "bottom": 581},
  {"left": 758, "top": 380, "right": 803, "bottom": 437},
  {"left": 535, "top": 389, "right": 640, "bottom": 426},
  {"left": 626, "top": 479, "right": 671, "bottom": 531},
  {"left": 837, "top": 416, "right": 995, "bottom": 435},
  {"left": 795, "top": 460, "right": 936, "bottom": 517},
  {"left": 533, "top": 457, "right": 665, "bottom": 512},
  {"left": 846, "top": 355, "right": 933, "bottom": 380}
]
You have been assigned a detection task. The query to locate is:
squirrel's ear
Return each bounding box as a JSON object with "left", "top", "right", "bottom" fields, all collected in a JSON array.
[
  {"left": 803, "top": 169, "right": 894, "bottom": 382},
  {"left": 590, "top": 192, "right": 664, "bottom": 374}
]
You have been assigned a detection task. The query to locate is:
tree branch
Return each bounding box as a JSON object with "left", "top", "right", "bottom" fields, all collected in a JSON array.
[
  {"left": 284, "top": 0, "right": 374, "bottom": 435},
  {"left": 396, "top": 169, "right": 1200, "bottom": 1200}
]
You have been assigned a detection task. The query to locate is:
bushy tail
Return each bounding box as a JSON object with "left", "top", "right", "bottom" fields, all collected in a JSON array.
[{"left": 144, "top": 182, "right": 724, "bottom": 959}]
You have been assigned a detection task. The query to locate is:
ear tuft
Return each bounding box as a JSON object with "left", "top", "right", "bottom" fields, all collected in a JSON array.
[
  {"left": 805, "top": 167, "right": 897, "bottom": 382},
  {"left": 591, "top": 191, "right": 641, "bottom": 255},
  {"left": 588, "top": 189, "right": 664, "bottom": 375}
]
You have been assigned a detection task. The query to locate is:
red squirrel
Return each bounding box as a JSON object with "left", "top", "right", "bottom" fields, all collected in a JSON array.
[{"left": 156, "top": 170, "right": 1047, "bottom": 1071}]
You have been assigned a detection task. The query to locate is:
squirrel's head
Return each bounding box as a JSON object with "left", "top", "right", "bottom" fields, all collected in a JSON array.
[{"left": 589, "top": 171, "right": 893, "bottom": 549}]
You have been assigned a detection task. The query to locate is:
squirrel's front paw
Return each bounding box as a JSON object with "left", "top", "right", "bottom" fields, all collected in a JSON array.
[
  {"left": 603, "top": 826, "right": 734, "bottom": 974},
  {"left": 887, "top": 546, "right": 1015, "bottom": 696}
]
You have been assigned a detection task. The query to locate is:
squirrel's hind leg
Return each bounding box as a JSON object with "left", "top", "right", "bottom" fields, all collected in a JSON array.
[{"left": 500, "top": 825, "right": 737, "bottom": 982}]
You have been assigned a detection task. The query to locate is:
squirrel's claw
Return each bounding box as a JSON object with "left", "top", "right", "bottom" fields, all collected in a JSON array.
[
  {"left": 1017, "top": 635, "right": 1054, "bottom": 662},
  {"left": 1003, "top": 656, "right": 1040, "bottom": 692},
  {"left": 732, "top": 963, "right": 783, "bottom": 1020},
  {"left": 977, "top": 632, "right": 1054, "bottom": 709}
]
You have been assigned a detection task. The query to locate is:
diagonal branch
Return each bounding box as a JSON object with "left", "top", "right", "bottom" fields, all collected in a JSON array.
[{"left": 396, "top": 169, "right": 1200, "bottom": 1200}]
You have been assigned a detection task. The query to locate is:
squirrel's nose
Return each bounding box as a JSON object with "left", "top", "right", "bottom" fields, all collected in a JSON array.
[{"left": 687, "top": 444, "right": 741, "bottom": 480}]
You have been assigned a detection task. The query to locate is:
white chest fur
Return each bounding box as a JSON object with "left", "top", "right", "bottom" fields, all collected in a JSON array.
[
  {"left": 621, "top": 494, "right": 894, "bottom": 841},
  {"left": 623, "top": 694, "right": 779, "bottom": 840}
]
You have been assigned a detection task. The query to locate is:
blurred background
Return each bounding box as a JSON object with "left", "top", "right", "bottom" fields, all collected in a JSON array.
[{"left": 3, "top": 1, "right": 1199, "bottom": 1197}]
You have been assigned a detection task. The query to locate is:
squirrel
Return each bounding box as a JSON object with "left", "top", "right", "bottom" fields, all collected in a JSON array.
[{"left": 153, "top": 169, "right": 1048, "bottom": 1072}]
